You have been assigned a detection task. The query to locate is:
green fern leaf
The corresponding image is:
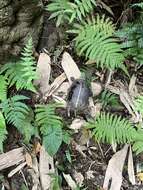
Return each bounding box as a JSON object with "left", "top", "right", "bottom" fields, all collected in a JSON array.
[
  {"left": 0, "top": 75, "right": 7, "bottom": 102},
  {"left": 86, "top": 112, "right": 135, "bottom": 144},
  {"left": 35, "top": 104, "right": 63, "bottom": 155},
  {"left": 21, "top": 38, "right": 37, "bottom": 87},
  {"left": 0, "top": 95, "right": 30, "bottom": 128},
  {"left": 0, "top": 111, "right": 7, "bottom": 152},
  {"left": 134, "top": 95, "right": 143, "bottom": 115},
  {"left": 0, "top": 38, "right": 37, "bottom": 92},
  {"left": 72, "top": 16, "right": 124, "bottom": 69},
  {"left": 43, "top": 125, "right": 62, "bottom": 156},
  {"left": 47, "top": 0, "right": 96, "bottom": 26}
]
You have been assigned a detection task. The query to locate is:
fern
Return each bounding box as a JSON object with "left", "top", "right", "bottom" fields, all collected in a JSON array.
[
  {"left": 0, "top": 75, "right": 7, "bottom": 102},
  {"left": 100, "top": 90, "right": 119, "bottom": 108},
  {"left": 72, "top": 16, "right": 124, "bottom": 69},
  {"left": 132, "top": 2, "right": 143, "bottom": 9},
  {"left": 0, "top": 38, "right": 37, "bottom": 92},
  {"left": 116, "top": 18, "right": 143, "bottom": 65},
  {"left": 0, "top": 95, "right": 30, "bottom": 128},
  {"left": 86, "top": 112, "right": 135, "bottom": 144},
  {"left": 35, "top": 104, "right": 63, "bottom": 155},
  {"left": 47, "top": 0, "right": 96, "bottom": 26},
  {"left": 134, "top": 95, "right": 143, "bottom": 115},
  {"left": 0, "top": 111, "right": 7, "bottom": 152}
]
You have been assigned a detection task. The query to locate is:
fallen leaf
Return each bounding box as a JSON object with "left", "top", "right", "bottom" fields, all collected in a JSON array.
[
  {"left": 128, "top": 145, "right": 136, "bottom": 185},
  {"left": 63, "top": 173, "right": 77, "bottom": 189},
  {"left": 39, "top": 146, "right": 55, "bottom": 190},
  {"left": 69, "top": 118, "right": 86, "bottom": 132},
  {"left": 137, "top": 172, "right": 143, "bottom": 182},
  {"left": 54, "top": 82, "right": 70, "bottom": 99},
  {"left": 52, "top": 94, "right": 67, "bottom": 107},
  {"left": 8, "top": 162, "right": 27, "bottom": 178},
  {"left": 61, "top": 52, "right": 81, "bottom": 83},
  {"left": 25, "top": 152, "right": 32, "bottom": 168},
  {"left": 73, "top": 171, "right": 84, "bottom": 187},
  {"left": 33, "top": 142, "right": 42, "bottom": 154},
  {"left": 86, "top": 170, "right": 95, "bottom": 179},
  {"left": 46, "top": 73, "right": 67, "bottom": 97},
  {"left": 91, "top": 82, "right": 102, "bottom": 97},
  {"left": 103, "top": 144, "right": 129, "bottom": 190},
  {"left": 34, "top": 53, "right": 51, "bottom": 97},
  {"left": 78, "top": 128, "right": 91, "bottom": 145}
]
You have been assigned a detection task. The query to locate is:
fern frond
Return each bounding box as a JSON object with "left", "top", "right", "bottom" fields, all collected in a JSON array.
[
  {"left": 132, "top": 2, "right": 143, "bottom": 9},
  {"left": 100, "top": 90, "right": 119, "bottom": 108},
  {"left": 0, "top": 95, "right": 30, "bottom": 128},
  {"left": 35, "top": 104, "right": 63, "bottom": 155},
  {"left": 47, "top": 0, "right": 96, "bottom": 26},
  {"left": 116, "top": 21, "right": 143, "bottom": 65},
  {"left": 21, "top": 38, "right": 37, "bottom": 87},
  {"left": 69, "top": 15, "right": 115, "bottom": 35},
  {"left": 71, "top": 16, "right": 124, "bottom": 69},
  {"left": 0, "top": 111, "right": 7, "bottom": 152},
  {"left": 86, "top": 113, "right": 135, "bottom": 144},
  {"left": 134, "top": 95, "right": 143, "bottom": 115},
  {"left": 0, "top": 38, "right": 37, "bottom": 92},
  {"left": 0, "top": 75, "right": 8, "bottom": 102}
]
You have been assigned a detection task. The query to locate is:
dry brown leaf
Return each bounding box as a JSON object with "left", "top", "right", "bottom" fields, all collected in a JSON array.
[
  {"left": 25, "top": 152, "right": 33, "bottom": 168},
  {"left": 91, "top": 82, "right": 102, "bottom": 97},
  {"left": 34, "top": 53, "right": 51, "bottom": 97},
  {"left": 63, "top": 173, "right": 77, "bottom": 189},
  {"left": 46, "top": 73, "right": 67, "bottom": 97},
  {"left": 137, "top": 172, "right": 143, "bottom": 182},
  {"left": 29, "top": 156, "right": 41, "bottom": 190},
  {"left": 128, "top": 145, "right": 136, "bottom": 185},
  {"left": 103, "top": 144, "right": 129, "bottom": 190},
  {"left": 8, "top": 162, "right": 27, "bottom": 178},
  {"left": 33, "top": 142, "right": 42, "bottom": 154},
  {"left": 73, "top": 171, "right": 84, "bottom": 187},
  {"left": 69, "top": 118, "right": 86, "bottom": 132},
  {"left": 52, "top": 94, "right": 67, "bottom": 106},
  {"left": 61, "top": 52, "right": 81, "bottom": 83},
  {"left": 54, "top": 82, "right": 70, "bottom": 99},
  {"left": 39, "top": 146, "right": 55, "bottom": 190},
  {"left": 86, "top": 170, "right": 94, "bottom": 180},
  {"left": 78, "top": 128, "right": 91, "bottom": 145}
]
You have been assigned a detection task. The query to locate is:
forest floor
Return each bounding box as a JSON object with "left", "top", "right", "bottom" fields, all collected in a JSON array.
[{"left": 1, "top": 0, "right": 143, "bottom": 190}]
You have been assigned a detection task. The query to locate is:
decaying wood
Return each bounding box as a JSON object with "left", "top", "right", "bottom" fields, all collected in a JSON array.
[{"left": 0, "top": 147, "right": 25, "bottom": 171}]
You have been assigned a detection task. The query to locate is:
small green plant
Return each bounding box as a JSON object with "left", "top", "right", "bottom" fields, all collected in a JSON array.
[
  {"left": 0, "top": 38, "right": 37, "bottom": 92},
  {"left": 86, "top": 112, "right": 143, "bottom": 154},
  {"left": 100, "top": 90, "right": 119, "bottom": 108},
  {"left": 35, "top": 104, "right": 63, "bottom": 155},
  {"left": 47, "top": 0, "right": 96, "bottom": 26},
  {"left": 134, "top": 95, "right": 143, "bottom": 115}
]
